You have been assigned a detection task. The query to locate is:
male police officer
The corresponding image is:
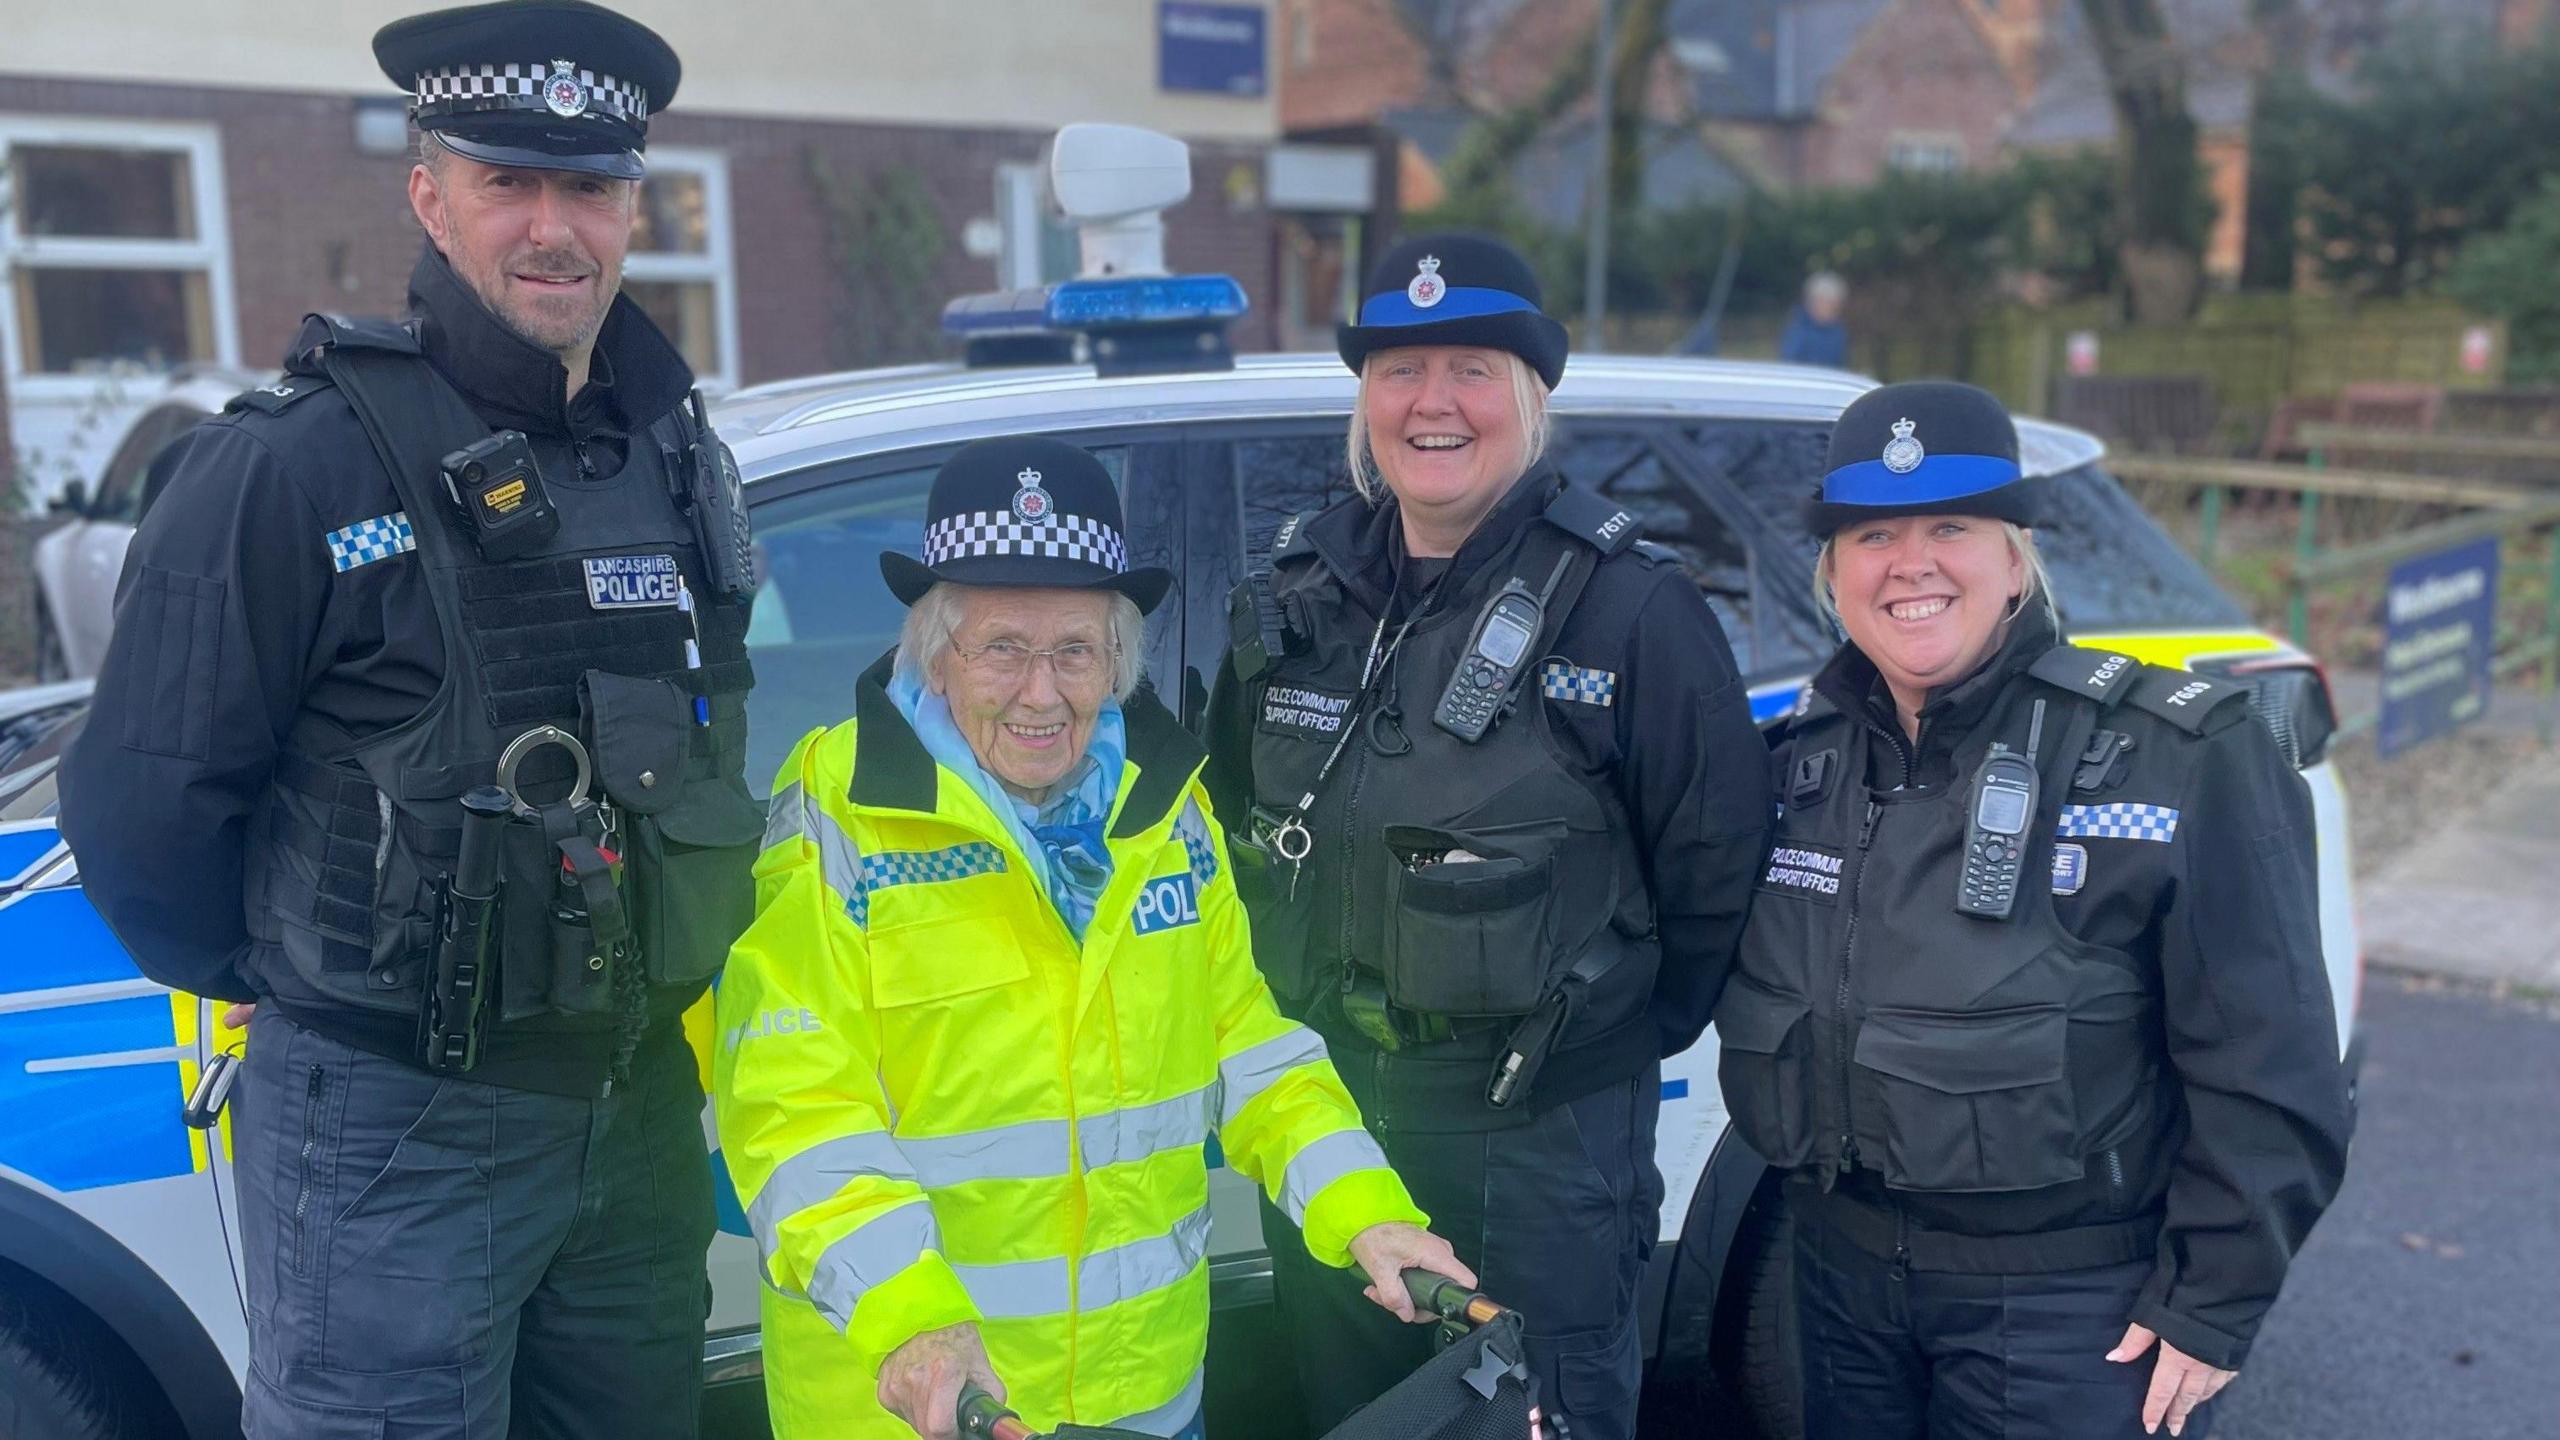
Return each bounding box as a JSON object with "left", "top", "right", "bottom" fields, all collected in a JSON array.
[{"left": 59, "top": 4, "right": 760, "bottom": 1435}]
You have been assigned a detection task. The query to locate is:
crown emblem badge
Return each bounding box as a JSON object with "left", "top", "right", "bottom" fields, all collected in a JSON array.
[
  {"left": 1406, "top": 254, "right": 1446, "bottom": 310},
  {"left": 543, "top": 59, "right": 589, "bottom": 118},
  {"left": 1011, "top": 466, "right": 1054, "bottom": 524},
  {"left": 1881, "top": 416, "right": 1926, "bottom": 475}
]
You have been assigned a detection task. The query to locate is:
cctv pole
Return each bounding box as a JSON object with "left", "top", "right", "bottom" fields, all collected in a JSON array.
[{"left": 1584, "top": 0, "right": 1613, "bottom": 351}]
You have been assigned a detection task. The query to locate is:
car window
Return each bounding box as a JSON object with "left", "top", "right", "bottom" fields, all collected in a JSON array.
[
  {"left": 93, "top": 405, "right": 200, "bottom": 524},
  {"left": 1234, "top": 432, "right": 1358, "bottom": 562},
  {"left": 739, "top": 446, "right": 1140, "bottom": 797},
  {"left": 2032, "top": 463, "right": 2248, "bottom": 630},
  {"left": 1559, "top": 425, "right": 1830, "bottom": 679}
]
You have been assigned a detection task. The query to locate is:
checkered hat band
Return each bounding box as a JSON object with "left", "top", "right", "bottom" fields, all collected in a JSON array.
[
  {"left": 2056, "top": 802, "right": 2179, "bottom": 843},
  {"left": 414, "top": 63, "right": 648, "bottom": 124},
  {"left": 922, "top": 511, "right": 1128, "bottom": 573}
]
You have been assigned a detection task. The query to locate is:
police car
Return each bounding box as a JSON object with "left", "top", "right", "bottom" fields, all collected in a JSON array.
[{"left": 0, "top": 140, "right": 2362, "bottom": 1440}]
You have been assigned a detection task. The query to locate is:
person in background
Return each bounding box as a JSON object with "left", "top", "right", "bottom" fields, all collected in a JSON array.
[{"left": 1779, "top": 270, "right": 1851, "bottom": 368}]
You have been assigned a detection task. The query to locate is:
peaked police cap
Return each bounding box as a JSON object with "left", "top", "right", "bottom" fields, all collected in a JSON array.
[
  {"left": 1809, "top": 381, "right": 2039, "bottom": 534},
  {"left": 375, "top": 0, "right": 680, "bottom": 181},
  {"left": 880, "top": 436, "right": 1172, "bottom": 614},
  {"left": 1337, "top": 232, "right": 1569, "bottom": 390}
]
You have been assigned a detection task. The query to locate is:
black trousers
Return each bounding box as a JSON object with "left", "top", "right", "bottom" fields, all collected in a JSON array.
[
  {"left": 1795, "top": 1207, "right": 2208, "bottom": 1440},
  {"left": 1264, "top": 1068, "right": 1662, "bottom": 1440},
  {"left": 233, "top": 1007, "right": 714, "bottom": 1440}
]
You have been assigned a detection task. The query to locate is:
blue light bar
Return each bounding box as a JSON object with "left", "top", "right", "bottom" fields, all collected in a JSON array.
[{"left": 1046, "top": 274, "right": 1248, "bottom": 329}]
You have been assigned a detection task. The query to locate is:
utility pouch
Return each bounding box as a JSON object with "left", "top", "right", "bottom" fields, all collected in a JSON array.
[
  {"left": 584, "top": 670, "right": 761, "bottom": 987},
  {"left": 547, "top": 831, "right": 628, "bottom": 1016},
  {"left": 493, "top": 796, "right": 616, "bottom": 1024},
  {"left": 1380, "top": 821, "right": 1561, "bottom": 1018}
]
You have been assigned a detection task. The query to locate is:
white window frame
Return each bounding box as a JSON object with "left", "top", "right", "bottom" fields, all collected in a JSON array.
[
  {"left": 0, "top": 115, "right": 241, "bottom": 402},
  {"left": 1884, "top": 131, "right": 1967, "bottom": 175},
  {"left": 623, "top": 144, "right": 740, "bottom": 390}
]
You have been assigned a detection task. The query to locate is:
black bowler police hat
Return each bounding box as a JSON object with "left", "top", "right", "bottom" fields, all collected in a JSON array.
[
  {"left": 374, "top": 0, "right": 680, "bottom": 182},
  {"left": 1809, "top": 381, "right": 2039, "bottom": 535},
  {"left": 881, "top": 437, "right": 1173, "bottom": 614},
  {"left": 1337, "top": 232, "right": 1570, "bottom": 390}
]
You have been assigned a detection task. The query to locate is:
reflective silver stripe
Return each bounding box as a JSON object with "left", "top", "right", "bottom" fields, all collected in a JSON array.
[
  {"left": 1109, "top": 1366, "right": 1207, "bottom": 1437},
  {"left": 1079, "top": 1203, "right": 1214, "bottom": 1310},
  {"left": 953, "top": 1204, "right": 1214, "bottom": 1320},
  {"left": 1217, "top": 1028, "right": 1332, "bottom": 1131},
  {"left": 1078, "top": 1086, "right": 1213, "bottom": 1171},
  {"left": 949, "top": 1252, "right": 1071, "bottom": 1320},
  {"left": 748, "top": 1131, "right": 917, "bottom": 1262},
  {"left": 905, "top": 1116, "right": 1072, "bottom": 1186},
  {"left": 807, "top": 1200, "right": 940, "bottom": 1331},
  {"left": 767, "top": 781, "right": 867, "bottom": 908},
  {"left": 1279, "top": 1128, "right": 1390, "bottom": 1225}
]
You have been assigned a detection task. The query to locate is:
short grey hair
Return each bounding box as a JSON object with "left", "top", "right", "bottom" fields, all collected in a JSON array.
[
  {"left": 895, "top": 582, "right": 1146, "bottom": 701},
  {"left": 1345, "top": 349, "right": 1552, "bottom": 502},
  {"left": 1806, "top": 270, "right": 1848, "bottom": 304},
  {"left": 1812, "top": 520, "right": 2056, "bottom": 633}
]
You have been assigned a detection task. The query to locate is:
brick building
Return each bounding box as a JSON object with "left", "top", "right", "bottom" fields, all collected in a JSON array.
[{"left": 2, "top": 0, "right": 1283, "bottom": 499}]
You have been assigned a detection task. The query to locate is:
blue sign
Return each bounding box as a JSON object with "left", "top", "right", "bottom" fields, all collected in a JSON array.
[
  {"left": 2378, "top": 535, "right": 2500, "bottom": 757},
  {"left": 1160, "top": 2, "right": 1266, "bottom": 97}
]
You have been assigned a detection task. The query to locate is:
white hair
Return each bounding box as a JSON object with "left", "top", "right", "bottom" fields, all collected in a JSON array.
[
  {"left": 1812, "top": 520, "right": 2056, "bottom": 633},
  {"left": 1345, "top": 350, "right": 1552, "bottom": 502},
  {"left": 895, "top": 582, "right": 1146, "bottom": 701},
  {"left": 1806, "top": 270, "right": 1848, "bottom": 304}
]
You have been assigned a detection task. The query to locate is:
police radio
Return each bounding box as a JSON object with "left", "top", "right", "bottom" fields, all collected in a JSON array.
[
  {"left": 1957, "top": 699, "right": 2045, "bottom": 920},
  {"left": 441, "top": 431, "right": 561, "bottom": 563},
  {"left": 682, "top": 391, "right": 757, "bottom": 603},
  {"left": 1432, "top": 553, "right": 1572, "bottom": 743}
]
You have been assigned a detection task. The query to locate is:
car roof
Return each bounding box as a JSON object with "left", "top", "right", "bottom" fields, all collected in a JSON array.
[
  {"left": 716, "top": 352, "right": 2106, "bottom": 483},
  {"left": 150, "top": 366, "right": 275, "bottom": 417}
]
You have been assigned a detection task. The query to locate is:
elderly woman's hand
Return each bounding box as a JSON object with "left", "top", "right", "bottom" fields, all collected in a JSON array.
[
  {"left": 1347, "top": 1222, "right": 1478, "bottom": 1323},
  {"left": 2108, "top": 1322, "right": 2236, "bottom": 1436},
  {"left": 878, "top": 1321, "right": 1003, "bottom": 1440}
]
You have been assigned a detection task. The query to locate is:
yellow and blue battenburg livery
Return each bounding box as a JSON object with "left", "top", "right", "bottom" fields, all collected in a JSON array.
[{"left": 0, "top": 818, "right": 213, "bottom": 1190}]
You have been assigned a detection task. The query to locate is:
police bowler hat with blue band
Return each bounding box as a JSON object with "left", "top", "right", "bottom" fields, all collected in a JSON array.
[
  {"left": 1337, "top": 232, "right": 1570, "bottom": 390},
  {"left": 1810, "top": 381, "right": 2039, "bottom": 535},
  {"left": 375, "top": 0, "right": 680, "bottom": 182},
  {"left": 881, "top": 437, "right": 1172, "bottom": 614}
]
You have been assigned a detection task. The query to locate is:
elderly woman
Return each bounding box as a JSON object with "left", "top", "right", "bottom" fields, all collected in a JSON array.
[
  {"left": 1204, "top": 234, "right": 1772, "bottom": 1440},
  {"left": 716, "top": 436, "right": 1467, "bottom": 1440},
  {"left": 1717, "top": 382, "right": 2352, "bottom": 1440}
]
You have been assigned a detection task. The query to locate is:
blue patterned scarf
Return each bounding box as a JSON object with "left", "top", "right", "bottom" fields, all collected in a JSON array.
[{"left": 887, "top": 666, "right": 1125, "bottom": 941}]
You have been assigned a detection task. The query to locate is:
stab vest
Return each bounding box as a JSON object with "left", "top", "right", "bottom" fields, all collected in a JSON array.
[
  {"left": 1719, "top": 644, "right": 2243, "bottom": 1200},
  {"left": 1233, "top": 485, "right": 1660, "bottom": 1129},
  {"left": 241, "top": 316, "right": 762, "bottom": 1030}
]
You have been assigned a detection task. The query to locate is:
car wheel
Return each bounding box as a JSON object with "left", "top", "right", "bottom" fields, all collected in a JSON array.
[
  {"left": 32, "top": 596, "right": 71, "bottom": 684},
  {"left": 1710, "top": 1184, "right": 1803, "bottom": 1440},
  {"left": 0, "top": 1263, "right": 182, "bottom": 1439}
]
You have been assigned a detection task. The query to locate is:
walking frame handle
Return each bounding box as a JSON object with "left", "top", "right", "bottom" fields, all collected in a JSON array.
[
  {"left": 958, "top": 1382, "right": 1035, "bottom": 1440},
  {"left": 1401, "top": 1268, "right": 1511, "bottom": 1329}
]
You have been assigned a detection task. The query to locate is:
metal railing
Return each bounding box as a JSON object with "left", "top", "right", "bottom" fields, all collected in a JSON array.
[{"left": 2108, "top": 453, "right": 2560, "bottom": 745}]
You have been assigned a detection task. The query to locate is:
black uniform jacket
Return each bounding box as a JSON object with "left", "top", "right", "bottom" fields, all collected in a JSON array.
[
  {"left": 1790, "top": 611, "right": 2353, "bottom": 1369},
  {"left": 1204, "top": 467, "right": 1774, "bottom": 1064},
  {"left": 59, "top": 245, "right": 694, "bottom": 1023}
]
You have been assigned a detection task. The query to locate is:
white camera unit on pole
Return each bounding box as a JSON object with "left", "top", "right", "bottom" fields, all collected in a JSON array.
[{"left": 1048, "top": 123, "right": 1191, "bottom": 279}]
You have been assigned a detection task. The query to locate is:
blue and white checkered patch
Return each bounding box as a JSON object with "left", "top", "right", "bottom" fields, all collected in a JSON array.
[
  {"left": 847, "top": 841, "right": 1007, "bottom": 928},
  {"left": 324, "top": 512, "right": 416, "bottom": 573},
  {"left": 1173, "top": 799, "right": 1220, "bottom": 887},
  {"left": 2056, "top": 803, "right": 2179, "bottom": 843},
  {"left": 1539, "top": 661, "right": 1617, "bottom": 707}
]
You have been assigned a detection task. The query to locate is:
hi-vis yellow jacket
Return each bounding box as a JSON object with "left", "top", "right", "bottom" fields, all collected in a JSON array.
[{"left": 714, "top": 669, "right": 1424, "bottom": 1438}]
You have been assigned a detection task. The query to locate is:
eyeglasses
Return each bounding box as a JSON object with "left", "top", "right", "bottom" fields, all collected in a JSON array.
[{"left": 949, "top": 637, "right": 1117, "bottom": 684}]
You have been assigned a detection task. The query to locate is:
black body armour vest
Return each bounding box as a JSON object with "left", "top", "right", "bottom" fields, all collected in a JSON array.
[
  {"left": 242, "top": 318, "right": 762, "bottom": 1040},
  {"left": 1719, "top": 644, "right": 2191, "bottom": 1204},
  {"left": 1234, "top": 487, "right": 1659, "bottom": 1131}
]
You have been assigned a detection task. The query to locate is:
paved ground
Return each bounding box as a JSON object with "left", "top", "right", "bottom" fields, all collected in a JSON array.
[
  {"left": 2355, "top": 758, "right": 2560, "bottom": 990},
  {"left": 2214, "top": 976, "right": 2560, "bottom": 1440}
]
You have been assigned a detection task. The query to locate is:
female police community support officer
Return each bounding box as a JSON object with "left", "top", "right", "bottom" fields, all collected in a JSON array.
[
  {"left": 1719, "top": 382, "right": 2354, "bottom": 1440},
  {"left": 59, "top": 4, "right": 759, "bottom": 1434},
  {"left": 1205, "top": 233, "right": 1772, "bottom": 1440}
]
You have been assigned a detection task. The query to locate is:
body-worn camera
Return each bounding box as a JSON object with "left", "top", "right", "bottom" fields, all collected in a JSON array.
[{"left": 441, "top": 430, "right": 561, "bottom": 562}]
